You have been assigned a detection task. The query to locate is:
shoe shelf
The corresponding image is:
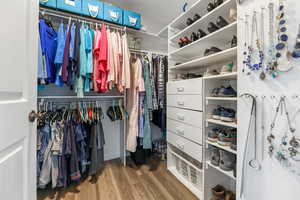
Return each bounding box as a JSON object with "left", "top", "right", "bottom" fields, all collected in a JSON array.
[
  {"left": 206, "top": 119, "right": 237, "bottom": 128},
  {"left": 169, "top": 0, "right": 236, "bottom": 43},
  {"left": 207, "top": 161, "right": 236, "bottom": 180},
  {"left": 203, "top": 72, "right": 237, "bottom": 80},
  {"left": 205, "top": 96, "right": 237, "bottom": 101},
  {"left": 169, "top": 22, "right": 237, "bottom": 59},
  {"left": 169, "top": 47, "right": 237, "bottom": 70},
  {"left": 206, "top": 140, "right": 237, "bottom": 154}
]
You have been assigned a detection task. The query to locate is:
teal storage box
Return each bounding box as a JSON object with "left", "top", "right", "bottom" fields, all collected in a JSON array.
[
  {"left": 82, "top": 0, "right": 104, "bottom": 19},
  {"left": 123, "top": 10, "right": 141, "bottom": 29},
  {"left": 57, "top": 0, "right": 82, "bottom": 14},
  {"left": 39, "top": 0, "right": 57, "bottom": 8},
  {"left": 103, "top": 3, "right": 123, "bottom": 25}
]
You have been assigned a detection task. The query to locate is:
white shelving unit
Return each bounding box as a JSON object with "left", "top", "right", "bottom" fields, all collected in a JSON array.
[{"left": 167, "top": 0, "right": 238, "bottom": 199}]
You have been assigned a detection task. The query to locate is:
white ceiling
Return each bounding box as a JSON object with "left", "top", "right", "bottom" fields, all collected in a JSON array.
[{"left": 103, "top": 0, "right": 198, "bottom": 34}]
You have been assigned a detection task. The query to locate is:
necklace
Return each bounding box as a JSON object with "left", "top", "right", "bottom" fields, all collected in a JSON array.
[
  {"left": 266, "top": 2, "right": 278, "bottom": 78},
  {"left": 275, "top": 0, "right": 293, "bottom": 72},
  {"left": 245, "top": 11, "right": 264, "bottom": 72},
  {"left": 259, "top": 7, "right": 266, "bottom": 80},
  {"left": 242, "top": 14, "right": 250, "bottom": 74}
]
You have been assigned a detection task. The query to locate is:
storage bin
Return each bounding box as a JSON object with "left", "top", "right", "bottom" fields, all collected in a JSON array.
[
  {"left": 103, "top": 3, "right": 123, "bottom": 25},
  {"left": 57, "top": 0, "right": 82, "bottom": 14},
  {"left": 39, "top": 0, "right": 57, "bottom": 8},
  {"left": 123, "top": 10, "right": 141, "bottom": 29},
  {"left": 82, "top": 0, "right": 104, "bottom": 19}
]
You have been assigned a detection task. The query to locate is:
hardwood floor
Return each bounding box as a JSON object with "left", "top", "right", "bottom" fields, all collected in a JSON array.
[{"left": 37, "top": 157, "right": 198, "bottom": 200}]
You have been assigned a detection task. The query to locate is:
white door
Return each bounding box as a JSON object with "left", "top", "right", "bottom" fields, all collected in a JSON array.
[{"left": 0, "top": 1, "right": 38, "bottom": 200}]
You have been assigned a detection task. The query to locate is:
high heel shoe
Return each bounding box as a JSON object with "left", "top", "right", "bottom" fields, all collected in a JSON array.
[
  {"left": 193, "top": 14, "right": 201, "bottom": 22},
  {"left": 190, "top": 32, "right": 199, "bottom": 42},
  {"left": 216, "top": 16, "right": 229, "bottom": 28},
  {"left": 186, "top": 18, "right": 194, "bottom": 26},
  {"left": 207, "top": 22, "right": 219, "bottom": 33},
  {"left": 207, "top": 2, "right": 216, "bottom": 12},
  {"left": 197, "top": 29, "right": 207, "bottom": 38}
]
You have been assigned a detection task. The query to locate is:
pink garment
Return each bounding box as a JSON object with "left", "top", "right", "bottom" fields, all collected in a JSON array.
[
  {"left": 107, "top": 29, "right": 115, "bottom": 89},
  {"left": 93, "top": 29, "right": 101, "bottom": 92},
  {"left": 126, "top": 57, "right": 145, "bottom": 152},
  {"left": 122, "top": 33, "right": 131, "bottom": 89},
  {"left": 98, "top": 24, "right": 108, "bottom": 92}
]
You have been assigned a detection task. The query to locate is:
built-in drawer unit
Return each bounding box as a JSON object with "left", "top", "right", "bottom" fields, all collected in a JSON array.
[
  {"left": 167, "top": 78, "right": 203, "bottom": 95},
  {"left": 167, "top": 131, "right": 203, "bottom": 163},
  {"left": 167, "top": 94, "right": 202, "bottom": 111},
  {"left": 167, "top": 119, "right": 203, "bottom": 145},
  {"left": 167, "top": 107, "right": 202, "bottom": 128}
]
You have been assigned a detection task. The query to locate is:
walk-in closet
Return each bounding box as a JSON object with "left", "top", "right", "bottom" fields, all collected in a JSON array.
[{"left": 1, "top": 0, "right": 300, "bottom": 200}]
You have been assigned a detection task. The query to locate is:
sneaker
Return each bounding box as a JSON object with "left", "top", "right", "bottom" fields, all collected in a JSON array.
[
  {"left": 209, "top": 146, "right": 220, "bottom": 166},
  {"left": 204, "top": 68, "right": 220, "bottom": 77},
  {"left": 208, "top": 127, "right": 220, "bottom": 142},
  {"left": 220, "top": 108, "right": 236, "bottom": 122},
  {"left": 218, "top": 85, "right": 237, "bottom": 97},
  {"left": 230, "top": 129, "right": 237, "bottom": 150},
  {"left": 219, "top": 150, "right": 235, "bottom": 171},
  {"left": 212, "top": 106, "right": 225, "bottom": 120},
  {"left": 217, "top": 130, "right": 232, "bottom": 146},
  {"left": 211, "top": 87, "right": 221, "bottom": 97},
  {"left": 211, "top": 184, "right": 226, "bottom": 198},
  {"left": 220, "top": 63, "right": 233, "bottom": 74}
]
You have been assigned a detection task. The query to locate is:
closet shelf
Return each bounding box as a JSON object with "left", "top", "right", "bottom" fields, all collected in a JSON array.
[
  {"left": 169, "top": 22, "right": 237, "bottom": 59},
  {"left": 206, "top": 140, "right": 237, "bottom": 154},
  {"left": 37, "top": 95, "right": 125, "bottom": 99},
  {"left": 207, "top": 161, "right": 236, "bottom": 180},
  {"left": 206, "top": 119, "right": 237, "bottom": 128},
  {"left": 206, "top": 97, "right": 237, "bottom": 101},
  {"left": 169, "top": 0, "right": 210, "bottom": 30},
  {"left": 169, "top": 47, "right": 237, "bottom": 70},
  {"left": 169, "top": 0, "right": 236, "bottom": 43},
  {"left": 203, "top": 72, "right": 237, "bottom": 80}
]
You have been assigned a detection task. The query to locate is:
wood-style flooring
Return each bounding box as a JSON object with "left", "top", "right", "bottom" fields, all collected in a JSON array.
[{"left": 37, "top": 157, "right": 198, "bottom": 200}]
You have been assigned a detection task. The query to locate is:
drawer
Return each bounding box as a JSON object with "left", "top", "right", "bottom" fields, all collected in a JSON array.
[
  {"left": 40, "top": 0, "right": 56, "bottom": 8},
  {"left": 123, "top": 10, "right": 141, "bottom": 29},
  {"left": 167, "top": 119, "right": 203, "bottom": 145},
  {"left": 57, "top": 0, "right": 82, "bottom": 14},
  {"left": 167, "top": 95, "right": 202, "bottom": 111},
  {"left": 167, "top": 107, "right": 202, "bottom": 128},
  {"left": 167, "top": 78, "right": 203, "bottom": 95},
  {"left": 104, "top": 3, "right": 123, "bottom": 25},
  {"left": 82, "top": 0, "right": 104, "bottom": 19},
  {"left": 167, "top": 132, "right": 203, "bottom": 163}
]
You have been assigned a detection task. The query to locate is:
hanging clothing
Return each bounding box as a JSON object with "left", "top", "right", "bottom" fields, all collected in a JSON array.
[
  {"left": 93, "top": 29, "right": 101, "bottom": 92},
  {"left": 122, "top": 33, "right": 131, "bottom": 89},
  {"left": 127, "top": 57, "right": 145, "bottom": 152}
]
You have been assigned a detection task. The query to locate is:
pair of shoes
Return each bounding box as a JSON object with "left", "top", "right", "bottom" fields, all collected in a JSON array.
[
  {"left": 220, "top": 63, "right": 236, "bottom": 74},
  {"left": 190, "top": 29, "right": 208, "bottom": 42},
  {"left": 211, "top": 85, "right": 237, "bottom": 97},
  {"left": 212, "top": 106, "right": 236, "bottom": 122},
  {"left": 204, "top": 47, "right": 222, "bottom": 56},
  {"left": 211, "top": 185, "right": 236, "bottom": 200},
  {"left": 207, "top": 16, "right": 229, "bottom": 33},
  {"left": 186, "top": 14, "right": 202, "bottom": 26},
  {"left": 178, "top": 36, "right": 191, "bottom": 48},
  {"left": 209, "top": 147, "right": 236, "bottom": 171},
  {"left": 207, "top": 0, "right": 224, "bottom": 12},
  {"left": 208, "top": 128, "right": 237, "bottom": 147},
  {"left": 204, "top": 68, "right": 220, "bottom": 77}
]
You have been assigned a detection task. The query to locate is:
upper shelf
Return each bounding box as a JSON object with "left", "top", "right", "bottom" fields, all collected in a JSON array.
[
  {"left": 169, "top": 0, "right": 236, "bottom": 43},
  {"left": 169, "top": 22, "right": 237, "bottom": 59},
  {"left": 169, "top": 47, "right": 237, "bottom": 70}
]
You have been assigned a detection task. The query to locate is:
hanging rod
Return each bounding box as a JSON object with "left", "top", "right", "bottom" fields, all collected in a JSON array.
[
  {"left": 38, "top": 95, "right": 124, "bottom": 99},
  {"left": 39, "top": 7, "right": 127, "bottom": 31},
  {"left": 129, "top": 48, "right": 168, "bottom": 56}
]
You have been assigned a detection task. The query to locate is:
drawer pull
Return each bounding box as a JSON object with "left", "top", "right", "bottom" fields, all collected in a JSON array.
[
  {"left": 177, "top": 87, "right": 184, "bottom": 92},
  {"left": 177, "top": 101, "right": 185, "bottom": 106},
  {"left": 177, "top": 114, "right": 185, "bottom": 121},
  {"left": 176, "top": 128, "right": 185, "bottom": 135}
]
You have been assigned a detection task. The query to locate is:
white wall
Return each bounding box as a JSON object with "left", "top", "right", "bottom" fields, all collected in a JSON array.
[{"left": 237, "top": 1, "right": 300, "bottom": 200}]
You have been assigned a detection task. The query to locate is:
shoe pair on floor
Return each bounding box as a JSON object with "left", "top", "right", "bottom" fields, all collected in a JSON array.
[
  {"left": 208, "top": 128, "right": 237, "bottom": 150},
  {"left": 211, "top": 85, "right": 237, "bottom": 97},
  {"left": 212, "top": 106, "right": 236, "bottom": 122},
  {"left": 211, "top": 184, "right": 236, "bottom": 200},
  {"left": 209, "top": 146, "right": 236, "bottom": 172}
]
